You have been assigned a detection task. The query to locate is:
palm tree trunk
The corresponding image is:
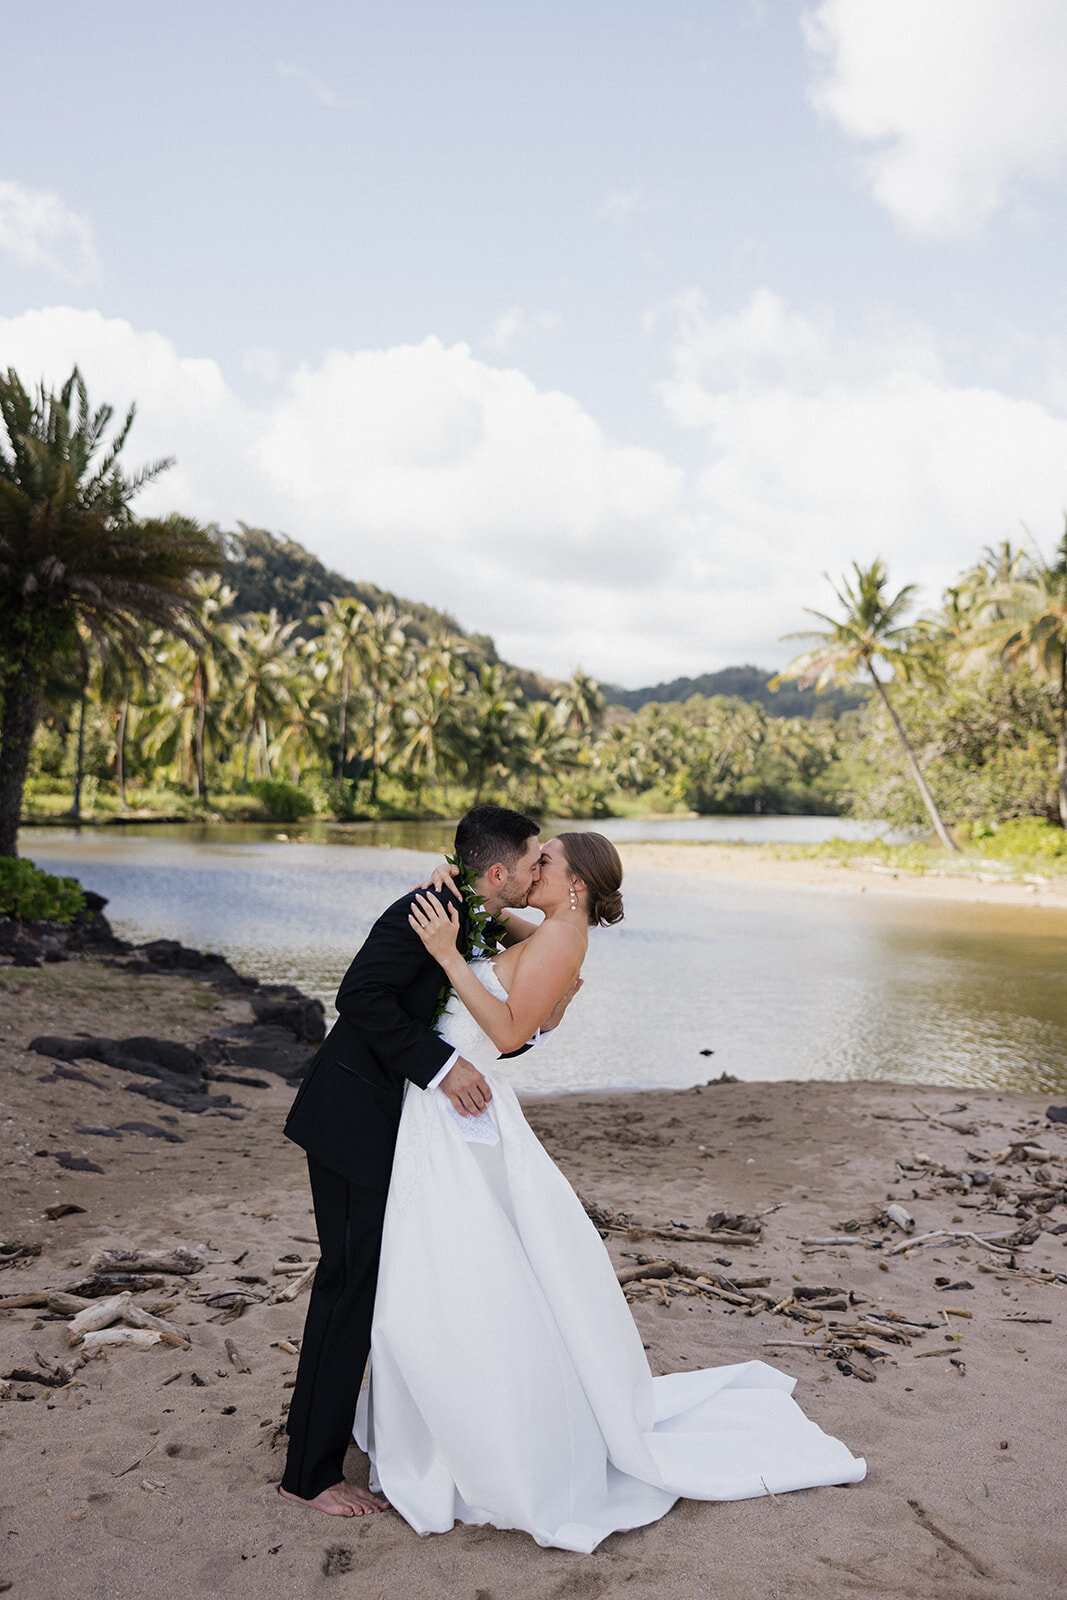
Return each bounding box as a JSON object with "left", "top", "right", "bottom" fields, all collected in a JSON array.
[
  {"left": 1057, "top": 643, "right": 1067, "bottom": 828},
  {"left": 336, "top": 662, "right": 349, "bottom": 782},
  {"left": 69, "top": 679, "right": 87, "bottom": 820},
  {"left": 194, "top": 661, "right": 208, "bottom": 803},
  {"left": 116, "top": 696, "right": 128, "bottom": 808},
  {"left": 241, "top": 709, "right": 256, "bottom": 792},
  {"left": 0, "top": 671, "right": 42, "bottom": 858},
  {"left": 870, "top": 668, "right": 958, "bottom": 851}
]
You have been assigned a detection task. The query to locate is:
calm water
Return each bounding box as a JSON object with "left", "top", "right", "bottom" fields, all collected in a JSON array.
[{"left": 24, "top": 823, "right": 1067, "bottom": 1097}]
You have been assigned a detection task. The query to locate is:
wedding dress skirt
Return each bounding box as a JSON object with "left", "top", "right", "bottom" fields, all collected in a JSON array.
[{"left": 354, "top": 960, "right": 865, "bottom": 1552}]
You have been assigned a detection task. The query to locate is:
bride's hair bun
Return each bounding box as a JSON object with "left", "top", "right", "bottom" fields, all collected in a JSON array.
[
  {"left": 590, "top": 886, "right": 624, "bottom": 928},
  {"left": 557, "top": 832, "right": 624, "bottom": 928}
]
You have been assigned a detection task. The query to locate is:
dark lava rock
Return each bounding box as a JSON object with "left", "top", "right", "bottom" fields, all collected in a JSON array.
[
  {"left": 75, "top": 1125, "right": 123, "bottom": 1138},
  {"left": 115, "top": 1120, "right": 185, "bottom": 1143},
  {"left": 37, "top": 1062, "right": 104, "bottom": 1088},
  {"left": 0, "top": 918, "right": 43, "bottom": 967},
  {"left": 251, "top": 989, "right": 326, "bottom": 1043},
  {"left": 121, "top": 1079, "right": 235, "bottom": 1115},
  {"left": 53, "top": 1151, "right": 105, "bottom": 1174},
  {"left": 201, "top": 1023, "right": 313, "bottom": 1081},
  {"left": 29, "top": 1034, "right": 202, "bottom": 1077}
]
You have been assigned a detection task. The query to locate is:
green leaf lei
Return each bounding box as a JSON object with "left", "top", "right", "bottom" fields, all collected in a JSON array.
[{"left": 430, "top": 853, "right": 505, "bottom": 1026}]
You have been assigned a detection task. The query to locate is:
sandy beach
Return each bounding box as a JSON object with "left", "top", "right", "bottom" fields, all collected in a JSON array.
[
  {"left": 1, "top": 926, "right": 1064, "bottom": 1600},
  {"left": 616, "top": 841, "right": 1067, "bottom": 912}
]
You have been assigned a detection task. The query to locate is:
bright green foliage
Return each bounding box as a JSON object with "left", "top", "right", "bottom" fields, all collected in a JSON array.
[
  {"left": 0, "top": 858, "right": 85, "bottom": 922},
  {"left": 247, "top": 778, "right": 316, "bottom": 822},
  {"left": 969, "top": 817, "right": 1067, "bottom": 860}
]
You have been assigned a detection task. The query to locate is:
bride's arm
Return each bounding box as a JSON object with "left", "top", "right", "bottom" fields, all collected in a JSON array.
[{"left": 408, "top": 894, "right": 583, "bottom": 1054}]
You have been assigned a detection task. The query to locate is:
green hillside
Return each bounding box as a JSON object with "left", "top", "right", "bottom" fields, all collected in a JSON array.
[{"left": 602, "top": 664, "right": 867, "bottom": 718}]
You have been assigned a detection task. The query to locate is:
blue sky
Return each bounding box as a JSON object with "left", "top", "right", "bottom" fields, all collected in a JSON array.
[{"left": 5, "top": 1, "right": 1067, "bottom": 685}]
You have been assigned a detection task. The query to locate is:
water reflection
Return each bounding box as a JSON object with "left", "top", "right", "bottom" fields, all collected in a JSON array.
[{"left": 23, "top": 829, "right": 1067, "bottom": 1097}]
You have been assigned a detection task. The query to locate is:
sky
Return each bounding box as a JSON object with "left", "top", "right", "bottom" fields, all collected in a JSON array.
[{"left": 4, "top": 0, "right": 1067, "bottom": 687}]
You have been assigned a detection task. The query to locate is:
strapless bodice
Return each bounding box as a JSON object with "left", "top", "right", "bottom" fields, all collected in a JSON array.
[{"left": 437, "top": 958, "right": 508, "bottom": 1071}]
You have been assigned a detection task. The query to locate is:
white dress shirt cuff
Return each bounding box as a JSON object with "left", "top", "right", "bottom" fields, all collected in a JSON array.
[{"left": 427, "top": 1050, "right": 459, "bottom": 1091}]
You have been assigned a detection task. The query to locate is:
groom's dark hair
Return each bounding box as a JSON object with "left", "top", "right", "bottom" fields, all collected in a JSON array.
[{"left": 455, "top": 804, "right": 540, "bottom": 877}]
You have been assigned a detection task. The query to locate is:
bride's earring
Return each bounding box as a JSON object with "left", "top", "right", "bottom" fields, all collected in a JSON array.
[{"left": 568, "top": 882, "right": 578, "bottom": 911}]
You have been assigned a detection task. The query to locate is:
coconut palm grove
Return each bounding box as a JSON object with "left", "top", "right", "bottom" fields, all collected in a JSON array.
[{"left": 2, "top": 366, "right": 1066, "bottom": 866}]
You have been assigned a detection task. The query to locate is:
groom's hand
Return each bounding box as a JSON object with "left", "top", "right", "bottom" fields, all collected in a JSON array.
[
  {"left": 540, "top": 976, "right": 584, "bottom": 1035},
  {"left": 440, "top": 1057, "right": 492, "bottom": 1117}
]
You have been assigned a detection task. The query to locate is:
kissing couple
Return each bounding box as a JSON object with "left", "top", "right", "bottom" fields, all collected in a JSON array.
[{"left": 279, "top": 804, "right": 865, "bottom": 1553}]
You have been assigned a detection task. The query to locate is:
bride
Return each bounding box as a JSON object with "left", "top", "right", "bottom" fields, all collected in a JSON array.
[{"left": 354, "top": 831, "right": 866, "bottom": 1553}]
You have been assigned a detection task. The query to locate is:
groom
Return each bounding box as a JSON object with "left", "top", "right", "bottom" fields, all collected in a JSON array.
[{"left": 279, "top": 803, "right": 544, "bottom": 1516}]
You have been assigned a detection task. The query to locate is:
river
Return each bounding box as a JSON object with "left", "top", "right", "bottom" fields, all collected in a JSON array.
[{"left": 23, "top": 820, "right": 1067, "bottom": 1098}]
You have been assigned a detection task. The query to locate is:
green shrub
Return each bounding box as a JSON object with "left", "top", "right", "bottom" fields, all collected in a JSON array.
[
  {"left": 0, "top": 859, "right": 86, "bottom": 923},
  {"left": 247, "top": 778, "right": 315, "bottom": 822},
  {"left": 969, "top": 817, "right": 1067, "bottom": 860}
]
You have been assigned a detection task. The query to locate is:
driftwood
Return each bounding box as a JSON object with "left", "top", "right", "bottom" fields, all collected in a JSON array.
[
  {"left": 69, "top": 1273, "right": 166, "bottom": 1297},
  {"left": 81, "top": 1327, "right": 164, "bottom": 1353},
  {"left": 266, "top": 1262, "right": 317, "bottom": 1304},
  {"left": 909, "top": 1101, "right": 978, "bottom": 1136},
  {"left": 885, "top": 1204, "right": 915, "bottom": 1233},
  {"left": 89, "top": 1246, "right": 205, "bottom": 1277},
  {"left": 122, "top": 1305, "right": 190, "bottom": 1347},
  {"left": 889, "top": 1228, "right": 1024, "bottom": 1257},
  {"left": 271, "top": 1260, "right": 318, "bottom": 1276},
  {"left": 616, "top": 1262, "right": 673, "bottom": 1286},
  {"left": 67, "top": 1292, "right": 133, "bottom": 1345},
  {"left": 48, "top": 1291, "right": 93, "bottom": 1315}
]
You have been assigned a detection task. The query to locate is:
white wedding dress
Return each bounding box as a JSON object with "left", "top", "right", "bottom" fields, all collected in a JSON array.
[{"left": 354, "top": 960, "right": 865, "bottom": 1553}]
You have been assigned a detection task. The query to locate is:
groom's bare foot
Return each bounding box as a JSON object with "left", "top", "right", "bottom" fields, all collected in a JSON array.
[{"left": 278, "top": 1481, "right": 389, "bottom": 1516}]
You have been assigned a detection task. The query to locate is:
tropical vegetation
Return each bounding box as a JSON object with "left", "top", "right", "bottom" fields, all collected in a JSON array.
[{"left": 4, "top": 366, "right": 1067, "bottom": 853}]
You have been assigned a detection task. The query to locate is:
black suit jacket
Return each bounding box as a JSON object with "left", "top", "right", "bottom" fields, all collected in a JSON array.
[{"left": 284, "top": 887, "right": 469, "bottom": 1191}]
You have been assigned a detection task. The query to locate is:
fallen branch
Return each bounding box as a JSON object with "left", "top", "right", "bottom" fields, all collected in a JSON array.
[
  {"left": 89, "top": 1246, "right": 205, "bottom": 1276},
  {"left": 81, "top": 1327, "right": 165, "bottom": 1353},
  {"left": 266, "top": 1262, "right": 317, "bottom": 1304},
  {"left": 67, "top": 1292, "right": 133, "bottom": 1345}
]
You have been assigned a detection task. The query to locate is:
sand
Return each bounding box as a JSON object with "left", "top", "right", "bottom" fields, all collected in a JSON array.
[
  {"left": 1, "top": 952, "right": 1065, "bottom": 1600},
  {"left": 615, "top": 841, "right": 1067, "bottom": 911}
]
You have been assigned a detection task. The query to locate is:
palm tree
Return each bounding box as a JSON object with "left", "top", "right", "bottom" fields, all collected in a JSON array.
[
  {"left": 467, "top": 663, "right": 521, "bottom": 803},
  {"left": 774, "top": 560, "right": 958, "bottom": 851},
  {"left": 554, "top": 669, "right": 605, "bottom": 736},
  {"left": 0, "top": 366, "right": 218, "bottom": 855},
  {"left": 356, "top": 605, "right": 408, "bottom": 802},
  {"left": 395, "top": 635, "right": 466, "bottom": 804},
  {"left": 270, "top": 641, "right": 331, "bottom": 783},
  {"left": 519, "top": 700, "right": 576, "bottom": 807},
  {"left": 316, "top": 596, "right": 371, "bottom": 781},
  {"left": 967, "top": 529, "right": 1067, "bottom": 826},
  {"left": 227, "top": 610, "right": 301, "bottom": 788}
]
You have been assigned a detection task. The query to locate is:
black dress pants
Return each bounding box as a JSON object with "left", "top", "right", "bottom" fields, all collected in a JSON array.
[{"left": 280, "top": 1157, "right": 389, "bottom": 1501}]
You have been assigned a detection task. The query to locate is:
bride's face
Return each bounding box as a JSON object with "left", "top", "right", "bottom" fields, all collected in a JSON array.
[{"left": 526, "top": 837, "right": 577, "bottom": 913}]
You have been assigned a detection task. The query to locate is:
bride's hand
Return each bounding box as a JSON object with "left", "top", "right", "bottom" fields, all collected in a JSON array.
[
  {"left": 411, "top": 861, "right": 461, "bottom": 901},
  {"left": 408, "top": 892, "right": 462, "bottom": 963}
]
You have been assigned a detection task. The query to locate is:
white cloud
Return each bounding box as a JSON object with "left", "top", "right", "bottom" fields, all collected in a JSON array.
[
  {"left": 5, "top": 299, "right": 1067, "bottom": 688},
  {"left": 276, "top": 61, "right": 344, "bottom": 109},
  {"left": 0, "top": 180, "right": 98, "bottom": 282},
  {"left": 596, "top": 189, "right": 645, "bottom": 222},
  {"left": 0, "top": 309, "right": 685, "bottom": 683},
  {"left": 657, "top": 287, "right": 1067, "bottom": 656},
  {"left": 483, "top": 307, "right": 561, "bottom": 357},
  {"left": 803, "top": 0, "right": 1067, "bottom": 235}
]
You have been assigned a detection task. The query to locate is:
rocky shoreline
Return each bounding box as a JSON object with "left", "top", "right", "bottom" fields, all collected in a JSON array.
[{"left": 1, "top": 899, "right": 324, "bottom": 1121}]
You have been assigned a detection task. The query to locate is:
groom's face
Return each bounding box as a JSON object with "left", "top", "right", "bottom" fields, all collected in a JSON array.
[{"left": 498, "top": 834, "right": 543, "bottom": 908}]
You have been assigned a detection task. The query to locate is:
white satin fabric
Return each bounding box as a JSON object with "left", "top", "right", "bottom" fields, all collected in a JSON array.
[{"left": 354, "top": 960, "right": 865, "bottom": 1552}]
